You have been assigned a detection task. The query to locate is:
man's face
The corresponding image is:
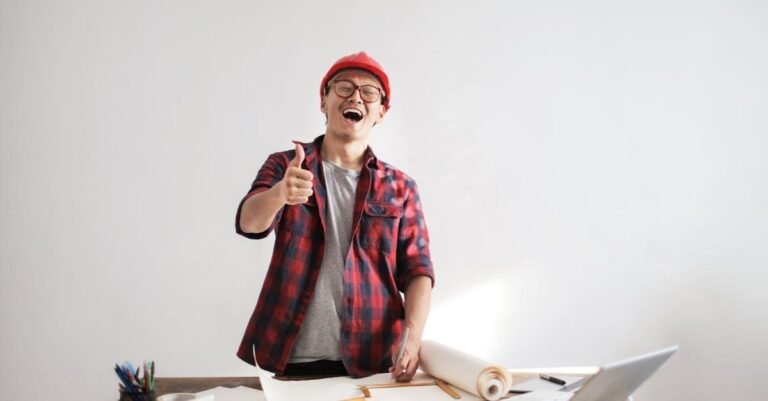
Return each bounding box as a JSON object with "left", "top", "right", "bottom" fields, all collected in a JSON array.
[{"left": 321, "top": 69, "right": 388, "bottom": 142}]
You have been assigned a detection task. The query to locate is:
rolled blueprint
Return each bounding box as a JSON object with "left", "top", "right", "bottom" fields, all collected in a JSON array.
[{"left": 419, "top": 340, "right": 512, "bottom": 401}]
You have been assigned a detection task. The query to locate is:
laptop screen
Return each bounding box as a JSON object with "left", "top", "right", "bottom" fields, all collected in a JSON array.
[{"left": 571, "top": 346, "right": 678, "bottom": 401}]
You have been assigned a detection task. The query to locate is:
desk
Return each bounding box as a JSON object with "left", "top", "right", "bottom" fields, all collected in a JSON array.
[
  {"left": 152, "top": 371, "right": 592, "bottom": 399},
  {"left": 154, "top": 377, "right": 262, "bottom": 395}
]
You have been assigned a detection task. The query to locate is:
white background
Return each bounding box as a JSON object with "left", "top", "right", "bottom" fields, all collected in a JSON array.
[{"left": 2, "top": 1, "right": 766, "bottom": 400}]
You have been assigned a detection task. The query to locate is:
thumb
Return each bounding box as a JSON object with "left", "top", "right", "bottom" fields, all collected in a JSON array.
[{"left": 290, "top": 141, "right": 305, "bottom": 168}]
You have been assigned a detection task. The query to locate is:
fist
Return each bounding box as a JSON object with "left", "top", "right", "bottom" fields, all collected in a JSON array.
[
  {"left": 390, "top": 336, "right": 421, "bottom": 382},
  {"left": 280, "top": 142, "right": 314, "bottom": 205}
]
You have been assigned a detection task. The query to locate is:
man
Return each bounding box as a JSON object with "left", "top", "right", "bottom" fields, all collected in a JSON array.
[{"left": 235, "top": 52, "right": 434, "bottom": 382}]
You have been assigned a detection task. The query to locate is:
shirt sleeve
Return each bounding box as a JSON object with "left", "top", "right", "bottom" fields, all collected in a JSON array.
[
  {"left": 235, "top": 152, "right": 288, "bottom": 239},
  {"left": 395, "top": 180, "right": 435, "bottom": 291}
]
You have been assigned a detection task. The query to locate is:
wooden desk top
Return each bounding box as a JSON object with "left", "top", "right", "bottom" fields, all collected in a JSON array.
[
  {"left": 152, "top": 370, "right": 591, "bottom": 399},
  {"left": 154, "top": 376, "right": 262, "bottom": 395}
]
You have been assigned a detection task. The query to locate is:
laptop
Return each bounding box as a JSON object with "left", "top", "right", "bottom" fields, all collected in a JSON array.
[{"left": 511, "top": 346, "right": 678, "bottom": 401}]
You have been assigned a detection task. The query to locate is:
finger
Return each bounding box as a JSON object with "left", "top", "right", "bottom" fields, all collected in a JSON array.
[
  {"left": 286, "top": 196, "right": 309, "bottom": 205},
  {"left": 288, "top": 171, "right": 314, "bottom": 185},
  {"left": 289, "top": 142, "right": 305, "bottom": 168},
  {"left": 397, "top": 363, "right": 417, "bottom": 382},
  {"left": 390, "top": 357, "right": 403, "bottom": 379},
  {"left": 288, "top": 167, "right": 314, "bottom": 182},
  {"left": 394, "top": 359, "right": 411, "bottom": 382},
  {"left": 392, "top": 354, "right": 410, "bottom": 379},
  {"left": 404, "top": 357, "right": 419, "bottom": 380},
  {"left": 292, "top": 180, "right": 313, "bottom": 191},
  {"left": 399, "top": 354, "right": 409, "bottom": 371},
  {"left": 287, "top": 190, "right": 311, "bottom": 200},
  {"left": 289, "top": 188, "right": 313, "bottom": 198},
  {"left": 287, "top": 175, "right": 313, "bottom": 189},
  {"left": 397, "top": 370, "right": 415, "bottom": 382}
]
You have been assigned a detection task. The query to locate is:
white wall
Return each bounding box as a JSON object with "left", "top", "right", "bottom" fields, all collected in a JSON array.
[{"left": 2, "top": 1, "right": 766, "bottom": 400}]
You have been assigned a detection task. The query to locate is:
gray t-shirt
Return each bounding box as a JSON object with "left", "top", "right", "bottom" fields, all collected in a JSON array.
[{"left": 288, "top": 159, "right": 359, "bottom": 363}]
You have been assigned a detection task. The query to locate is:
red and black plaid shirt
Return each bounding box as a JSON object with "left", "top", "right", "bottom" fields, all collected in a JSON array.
[{"left": 235, "top": 135, "right": 435, "bottom": 377}]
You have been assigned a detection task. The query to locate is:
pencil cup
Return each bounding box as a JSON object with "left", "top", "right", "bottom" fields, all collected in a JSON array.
[{"left": 118, "top": 389, "right": 155, "bottom": 401}]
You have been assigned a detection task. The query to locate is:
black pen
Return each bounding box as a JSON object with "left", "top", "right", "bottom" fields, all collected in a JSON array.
[{"left": 539, "top": 373, "right": 567, "bottom": 386}]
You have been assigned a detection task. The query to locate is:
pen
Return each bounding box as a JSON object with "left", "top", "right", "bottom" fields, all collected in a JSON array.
[
  {"left": 394, "top": 327, "right": 410, "bottom": 371},
  {"left": 539, "top": 373, "right": 566, "bottom": 386},
  {"left": 150, "top": 360, "right": 155, "bottom": 392}
]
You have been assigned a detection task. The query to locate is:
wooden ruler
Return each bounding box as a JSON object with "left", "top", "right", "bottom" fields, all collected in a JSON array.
[{"left": 355, "top": 380, "right": 462, "bottom": 399}]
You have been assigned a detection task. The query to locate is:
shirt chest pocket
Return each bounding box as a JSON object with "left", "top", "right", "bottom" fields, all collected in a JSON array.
[
  {"left": 284, "top": 196, "right": 319, "bottom": 237},
  {"left": 359, "top": 202, "right": 402, "bottom": 251}
]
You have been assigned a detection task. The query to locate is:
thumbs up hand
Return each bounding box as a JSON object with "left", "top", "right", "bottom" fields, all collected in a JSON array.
[{"left": 279, "top": 142, "right": 314, "bottom": 205}]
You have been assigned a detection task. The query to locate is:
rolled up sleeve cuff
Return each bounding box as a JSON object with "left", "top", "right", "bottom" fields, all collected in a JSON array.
[{"left": 235, "top": 189, "right": 278, "bottom": 239}]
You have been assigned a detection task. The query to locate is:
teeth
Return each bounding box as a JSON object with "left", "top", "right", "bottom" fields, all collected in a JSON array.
[{"left": 342, "top": 108, "right": 363, "bottom": 117}]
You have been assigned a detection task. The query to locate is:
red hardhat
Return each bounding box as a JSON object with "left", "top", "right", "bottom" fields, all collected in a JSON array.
[{"left": 320, "top": 51, "right": 391, "bottom": 108}]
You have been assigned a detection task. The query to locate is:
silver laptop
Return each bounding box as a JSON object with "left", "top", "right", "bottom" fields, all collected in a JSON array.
[{"left": 513, "top": 346, "right": 678, "bottom": 401}]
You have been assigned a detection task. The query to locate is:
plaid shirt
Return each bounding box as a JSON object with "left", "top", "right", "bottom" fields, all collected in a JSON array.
[{"left": 235, "top": 135, "right": 434, "bottom": 377}]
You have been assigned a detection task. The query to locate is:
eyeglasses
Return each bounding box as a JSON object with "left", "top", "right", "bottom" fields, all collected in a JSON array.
[{"left": 327, "top": 80, "right": 385, "bottom": 104}]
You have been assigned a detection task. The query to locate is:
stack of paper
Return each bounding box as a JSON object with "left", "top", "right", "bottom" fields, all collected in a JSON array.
[
  {"left": 195, "top": 386, "right": 266, "bottom": 401},
  {"left": 257, "top": 369, "right": 482, "bottom": 401}
]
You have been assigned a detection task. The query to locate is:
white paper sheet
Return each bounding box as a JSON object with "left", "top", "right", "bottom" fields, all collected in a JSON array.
[
  {"left": 253, "top": 339, "right": 512, "bottom": 401},
  {"left": 508, "top": 375, "right": 585, "bottom": 393},
  {"left": 256, "top": 367, "right": 481, "bottom": 401},
  {"left": 195, "top": 385, "right": 267, "bottom": 401},
  {"left": 507, "top": 390, "right": 574, "bottom": 401}
]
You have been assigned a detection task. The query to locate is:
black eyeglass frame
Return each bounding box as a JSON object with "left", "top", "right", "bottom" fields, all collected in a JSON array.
[{"left": 325, "top": 79, "right": 386, "bottom": 104}]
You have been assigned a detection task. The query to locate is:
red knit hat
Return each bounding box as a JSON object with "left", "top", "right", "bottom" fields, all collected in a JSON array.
[{"left": 320, "top": 51, "right": 391, "bottom": 108}]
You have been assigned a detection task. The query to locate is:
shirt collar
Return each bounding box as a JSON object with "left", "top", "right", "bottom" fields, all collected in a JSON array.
[{"left": 309, "top": 134, "right": 380, "bottom": 170}]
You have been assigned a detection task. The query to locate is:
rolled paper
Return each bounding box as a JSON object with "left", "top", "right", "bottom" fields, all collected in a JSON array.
[{"left": 419, "top": 340, "right": 512, "bottom": 401}]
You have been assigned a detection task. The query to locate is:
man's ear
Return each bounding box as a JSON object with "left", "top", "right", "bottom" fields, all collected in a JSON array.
[
  {"left": 375, "top": 104, "right": 389, "bottom": 124},
  {"left": 320, "top": 96, "right": 329, "bottom": 125}
]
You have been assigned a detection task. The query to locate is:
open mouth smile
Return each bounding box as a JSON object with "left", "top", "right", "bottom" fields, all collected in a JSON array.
[{"left": 342, "top": 108, "right": 364, "bottom": 122}]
